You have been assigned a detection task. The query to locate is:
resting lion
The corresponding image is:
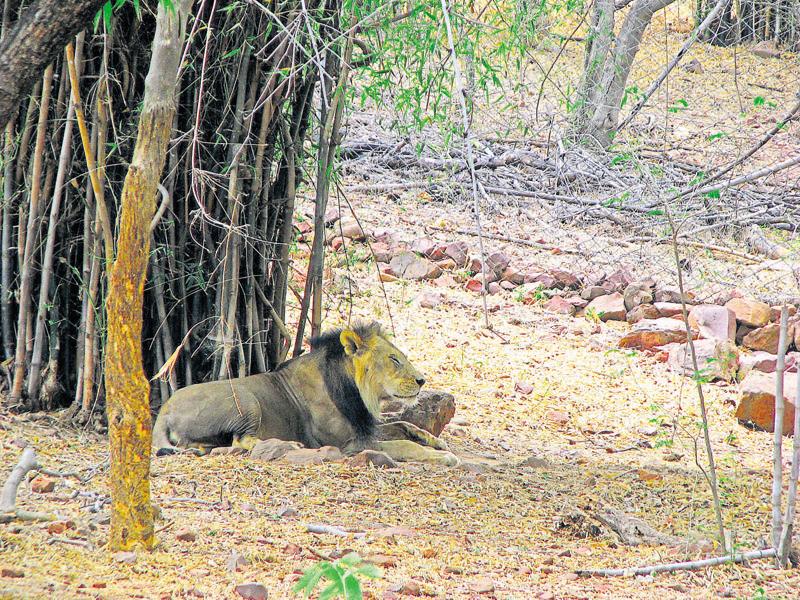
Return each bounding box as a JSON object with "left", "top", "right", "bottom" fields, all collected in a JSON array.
[{"left": 152, "top": 322, "right": 458, "bottom": 466}]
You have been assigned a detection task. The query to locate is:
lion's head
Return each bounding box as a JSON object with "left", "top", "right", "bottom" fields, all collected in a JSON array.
[{"left": 337, "top": 323, "right": 425, "bottom": 416}]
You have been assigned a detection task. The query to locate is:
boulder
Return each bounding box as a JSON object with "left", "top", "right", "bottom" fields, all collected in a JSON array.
[
  {"left": 501, "top": 267, "right": 525, "bottom": 286},
  {"left": 654, "top": 286, "right": 694, "bottom": 304},
  {"left": 736, "top": 371, "right": 797, "bottom": 435},
  {"left": 725, "top": 298, "right": 771, "bottom": 328},
  {"left": 282, "top": 446, "right": 343, "bottom": 465},
  {"left": 389, "top": 252, "right": 442, "bottom": 280},
  {"left": 742, "top": 323, "right": 787, "bottom": 354},
  {"left": 444, "top": 241, "right": 469, "bottom": 267},
  {"left": 395, "top": 389, "right": 456, "bottom": 437},
  {"left": 30, "top": 476, "right": 55, "bottom": 494},
  {"left": 626, "top": 304, "right": 660, "bottom": 324},
  {"left": 347, "top": 450, "right": 398, "bottom": 469},
  {"left": 525, "top": 272, "right": 557, "bottom": 289},
  {"left": 667, "top": 339, "right": 739, "bottom": 382},
  {"left": 436, "top": 257, "right": 457, "bottom": 271},
  {"left": 581, "top": 286, "right": 608, "bottom": 301},
  {"left": 250, "top": 439, "right": 303, "bottom": 462},
  {"left": 544, "top": 296, "right": 575, "bottom": 315},
  {"left": 771, "top": 305, "right": 798, "bottom": 322},
  {"left": 417, "top": 291, "right": 445, "bottom": 309},
  {"left": 487, "top": 281, "right": 502, "bottom": 295},
  {"left": 623, "top": 281, "right": 654, "bottom": 311},
  {"left": 371, "top": 241, "right": 393, "bottom": 264},
  {"left": 655, "top": 302, "right": 685, "bottom": 318},
  {"left": 485, "top": 252, "right": 511, "bottom": 277},
  {"left": 751, "top": 40, "right": 782, "bottom": 59},
  {"left": 550, "top": 270, "right": 580, "bottom": 290},
  {"left": 688, "top": 305, "right": 736, "bottom": 341},
  {"left": 601, "top": 269, "right": 635, "bottom": 293},
  {"left": 736, "top": 323, "right": 755, "bottom": 344},
  {"left": 566, "top": 296, "right": 588, "bottom": 310},
  {"left": 586, "top": 292, "right": 626, "bottom": 321},
  {"left": 619, "top": 318, "right": 690, "bottom": 350},
  {"left": 739, "top": 351, "right": 797, "bottom": 376},
  {"left": 465, "top": 273, "right": 495, "bottom": 293}
]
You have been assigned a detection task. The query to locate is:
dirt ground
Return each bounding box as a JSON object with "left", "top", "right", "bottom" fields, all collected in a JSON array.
[{"left": 2, "top": 186, "right": 800, "bottom": 600}]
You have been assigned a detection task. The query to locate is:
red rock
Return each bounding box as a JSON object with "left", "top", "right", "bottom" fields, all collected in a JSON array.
[
  {"left": 379, "top": 268, "right": 399, "bottom": 283},
  {"left": 235, "top": 583, "right": 268, "bottom": 600},
  {"left": 725, "top": 298, "right": 771, "bottom": 328},
  {"left": 282, "top": 446, "right": 343, "bottom": 465},
  {"left": 1, "top": 568, "right": 24, "bottom": 578},
  {"left": 501, "top": 267, "right": 525, "bottom": 285},
  {"left": 465, "top": 273, "right": 496, "bottom": 293},
  {"left": 654, "top": 286, "right": 694, "bottom": 304},
  {"left": 347, "top": 450, "right": 398, "bottom": 469},
  {"left": 46, "top": 520, "right": 75, "bottom": 535},
  {"left": 550, "top": 270, "right": 580, "bottom": 290},
  {"left": 410, "top": 237, "right": 436, "bottom": 256},
  {"left": 619, "top": 318, "right": 690, "bottom": 350},
  {"left": 330, "top": 236, "right": 345, "bottom": 251},
  {"left": 544, "top": 296, "right": 575, "bottom": 315},
  {"left": 626, "top": 304, "right": 660, "bottom": 324},
  {"left": 30, "top": 476, "right": 55, "bottom": 494},
  {"left": 736, "top": 371, "right": 797, "bottom": 435},
  {"left": 428, "top": 245, "right": 448, "bottom": 261},
  {"left": 417, "top": 291, "right": 444, "bottom": 309},
  {"left": 397, "top": 389, "right": 455, "bottom": 436},
  {"left": 600, "top": 269, "right": 634, "bottom": 293},
  {"left": 566, "top": 296, "right": 588, "bottom": 309},
  {"left": 392, "top": 581, "right": 422, "bottom": 596},
  {"left": 515, "top": 382, "right": 534, "bottom": 395},
  {"left": 654, "top": 302, "right": 685, "bottom": 318},
  {"left": 586, "top": 292, "right": 626, "bottom": 321},
  {"left": 667, "top": 339, "right": 739, "bottom": 382},
  {"left": 436, "top": 257, "right": 457, "bottom": 270},
  {"left": 742, "top": 323, "right": 787, "bottom": 354},
  {"left": 338, "top": 219, "right": 366, "bottom": 240},
  {"left": 486, "top": 252, "right": 510, "bottom": 277},
  {"left": 688, "top": 305, "right": 736, "bottom": 341},
  {"left": 771, "top": 305, "right": 798, "bottom": 322},
  {"left": 500, "top": 281, "right": 517, "bottom": 291},
  {"left": 487, "top": 282, "right": 502, "bottom": 295},
  {"left": 739, "top": 351, "right": 796, "bottom": 375},
  {"left": 389, "top": 252, "right": 442, "bottom": 280},
  {"left": 444, "top": 241, "right": 469, "bottom": 267},
  {"left": 176, "top": 529, "right": 197, "bottom": 542},
  {"left": 371, "top": 242, "right": 393, "bottom": 263},
  {"left": 468, "top": 256, "right": 483, "bottom": 274},
  {"left": 623, "top": 281, "right": 654, "bottom": 311},
  {"left": 547, "top": 410, "right": 570, "bottom": 427}
]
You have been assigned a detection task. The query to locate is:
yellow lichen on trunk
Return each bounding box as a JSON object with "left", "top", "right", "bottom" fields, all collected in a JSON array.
[{"left": 105, "top": 2, "right": 191, "bottom": 551}]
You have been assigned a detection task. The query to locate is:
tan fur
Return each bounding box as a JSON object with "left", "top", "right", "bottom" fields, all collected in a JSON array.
[{"left": 152, "top": 323, "right": 459, "bottom": 466}]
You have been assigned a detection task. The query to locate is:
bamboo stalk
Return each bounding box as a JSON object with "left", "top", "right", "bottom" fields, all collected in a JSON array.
[{"left": 772, "top": 306, "right": 789, "bottom": 553}]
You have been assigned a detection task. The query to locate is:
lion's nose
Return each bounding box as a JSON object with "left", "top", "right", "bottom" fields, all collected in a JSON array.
[{"left": 416, "top": 377, "right": 425, "bottom": 386}]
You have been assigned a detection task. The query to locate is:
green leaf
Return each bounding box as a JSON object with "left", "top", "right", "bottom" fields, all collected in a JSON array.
[
  {"left": 705, "top": 189, "right": 720, "bottom": 199},
  {"left": 754, "top": 96, "right": 765, "bottom": 106},
  {"left": 292, "top": 563, "right": 326, "bottom": 597},
  {"left": 343, "top": 574, "right": 363, "bottom": 600},
  {"left": 707, "top": 132, "right": 725, "bottom": 141},
  {"left": 103, "top": 1, "right": 112, "bottom": 30},
  {"left": 319, "top": 581, "right": 344, "bottom": 600}
]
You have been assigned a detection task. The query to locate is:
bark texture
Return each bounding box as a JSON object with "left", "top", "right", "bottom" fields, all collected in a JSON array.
[
  {"left": 105, "top": 0, "right": 190, "bottom": 551},
  {"left": 0, "top": 0, "right": 106, "bottom": 129}
]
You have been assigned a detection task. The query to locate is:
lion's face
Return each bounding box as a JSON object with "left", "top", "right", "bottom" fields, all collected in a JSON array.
[{"left": 340, "top": 324, "right": 425, "bottom": 416}]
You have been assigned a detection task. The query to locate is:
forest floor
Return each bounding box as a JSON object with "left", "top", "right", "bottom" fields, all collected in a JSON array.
[{"left": 2, "top": 185, "right": 800, "bottom": 599}]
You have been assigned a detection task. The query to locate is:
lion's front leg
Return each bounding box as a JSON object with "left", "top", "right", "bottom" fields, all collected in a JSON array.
[
  {"left": 375, "top": 440, "right": 460, "bottom": 467},
  {"left": 378, "top": 421, "right": 449, "bottom": 451}
]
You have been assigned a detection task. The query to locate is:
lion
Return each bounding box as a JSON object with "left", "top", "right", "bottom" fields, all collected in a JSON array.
[{"left": 152, "top": 322, "right": 459, "bottom": 466}]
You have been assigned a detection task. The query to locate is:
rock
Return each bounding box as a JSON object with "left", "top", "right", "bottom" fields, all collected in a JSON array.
[
  {"left": 371, "top": 242, "right": 393, "bottom": 264},
  {"left": 417, "top": 291, "right": 444, "bottom": 309},
  {"left": 654, "top": 286, "right": 693, "bottom": 304},
  {"left": 487, "top": 281, "right": 502, "bottom": 295},
  {"left": 436, "top": 257, "right": 457, "bottom": 271},
  {"left": 227, "top": 551, "right": 250, "bottom": 573},
  {"left": 234, "top": 583, "right": 268, "bottom": 600},
  {"left": 668, "top": 339, "right": 739, "bottom": 382},
  {"left": 444, "top": 241, "right": 469, "bottom": 267},
  {"left": 525, "top": 272, "right": 556, "bottom": 289},
  {"left": 501, "top": 267, "right": 525, "bottom": 286},
  {"left": 323, "top": 208, "right": 340, "bottom": 225},
  {"left": 469, "top": 578, "right": 495, "bottom": 594},
  {"left": 410, "top": 237, "right": 436, "bottom": 257},
  {"left": 379, "top": 267, "right": 399, "bottom": 283},
  {"left": 586, "top": 292, "right": 626, "bottom": 321},
  {"left": 550, "top": 270, "right": 580, "bottom": 290},
  {"left": 654, "top": 302, "right": 684, "bottom": 318},
  {"left": 601, "top": 269, "right": 635, "bottom": 293},
  {"left": 250, "top": 439, "right": 303, "bottom": 461},
  {"left": 544, "top": 296, "right": 575, "bottom": 315},
  {"left": 485, "top": 252, "right": 510, "bottom": 277},
  {"left": 210, "top": 446, "right": 248, "bottom": 456},
  {"left": 751, "top": 40, "right": 781, "bottom": 59},
  {"left": 739, "top": 351, "right": 796, "bottom": 376},
  {"left": 30, "top": 476, "right": 55, "bottom": 494},
  {"left": 683, "top": 58, "right": 703, "bottom": 74},
  {"left": 282, "top": 446, "right": 343, "bottom": 465},
  {"left": 626, "top": 304, "right": 660, "bottom": 324},
  {"left": 468, "top": 256, "right": 483, "bottom": 274},
  {"left": 688, "top": 305, "right": 736, "bottom": 341},
  {"left": 176, "top": 529, "right": 197, "bottom": 542},
  {"left": 736, "top": 323, "right": 755, "bottom": 344},
  {"left": 389, "top": 252, "right": 441, "bottom": 280},
  {"left": 329, "top": 236, "right": 345, "bottom": 251},
  {"left": 46, "top": 520, "right": 75, "bottom": 535},
  {"left": 500, "top": 281, "right": 517, "bottom": 291},
  {"left": 581, "top": 286, "right": 608, "bottom": 301},
  {"left": 396, "top": 389, "right": 456, "bottom": 437},
  {"left": 725, "top": 298, "right": 771, "bottom": 328},
  {"left": 619, "top": 318, "right": 690, "bottom": 350},
  {"left": 515, "top": 382, "right": 534, "bottom": 395},
  {"left": 338, "top": 219, "right": 366, "bottom": 240},
  {"left": 623, "top": 281, "right": 654, "bottom": 311},
  {"left": 113, "top": 551, "right": 137, "bottom": 564},
  {"left": 392, "top": 581, "right": 422, "bottom": 596},
  {"left": 465, "top": 272, "right": 496, "bottom": 293},
  {"left": 742, "top": 323, "right": 786, "bottom": 354},
  {"left": 566, "top": 296, "right": 588, "bottom": 310},
  {"left": 547, "top": 410, "right": 570, "bottom": 427},
  {"left": 771, "top": 305, "right": 798, "bottom": 322},
  {"left": 737, "top": 371, "right": 797, "bottom": 435},
  {"left": 1, "top": 568, "right": 24, "bottom": 578},
  {"left": 347, "top": 450, "right": 398, "bottom": 469}
]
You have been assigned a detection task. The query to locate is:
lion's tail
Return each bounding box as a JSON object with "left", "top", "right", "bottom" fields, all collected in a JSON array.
[{"left": 152, "top": 412, "right": 178, "bottom": 456}]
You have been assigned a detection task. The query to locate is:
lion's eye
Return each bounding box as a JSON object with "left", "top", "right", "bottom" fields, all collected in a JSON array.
[{"left": 389, "top": 356, "right": 401, "bottom": 366}]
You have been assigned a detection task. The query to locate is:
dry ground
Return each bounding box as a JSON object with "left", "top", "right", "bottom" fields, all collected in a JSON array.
[{"left": 2, "top": 189, "right": 800, "bottom": 600}]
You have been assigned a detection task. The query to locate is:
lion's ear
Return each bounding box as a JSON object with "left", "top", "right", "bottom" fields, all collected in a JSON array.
[{"left": 340, "top": 329, "right": 363, "bottom": 356}]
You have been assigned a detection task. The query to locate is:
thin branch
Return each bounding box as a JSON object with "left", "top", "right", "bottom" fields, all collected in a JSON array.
[
  {"left": 577, "top": 548, "right": 777, "bottom": 577},
  {"left": 773, "top": 307, "right": 789, "bottom": 553}
]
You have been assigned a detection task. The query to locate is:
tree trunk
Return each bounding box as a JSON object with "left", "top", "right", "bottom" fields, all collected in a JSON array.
[
  {"left": 0, "top": 0, "right": 107, "bottom": 130},
  {"left": 105, "top": 0, "right": 191, "bottom": 552}
]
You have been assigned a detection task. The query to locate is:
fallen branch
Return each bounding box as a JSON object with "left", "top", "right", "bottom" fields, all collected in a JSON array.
[
  {"left": 577, "top": 548, "right": 777, "bottom": 577},
  {"left": 1, "top": 446, "right": 38, "bottom": 513}
]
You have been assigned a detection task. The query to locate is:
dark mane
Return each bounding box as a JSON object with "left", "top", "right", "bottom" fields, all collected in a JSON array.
[{"left": 305, "top": 325, "right": 380, "bottom": 440}]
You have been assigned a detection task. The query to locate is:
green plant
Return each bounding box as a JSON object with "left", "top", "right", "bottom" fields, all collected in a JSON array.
[{"left": 293, "top": 553, "right": 381, "bottom": 600}]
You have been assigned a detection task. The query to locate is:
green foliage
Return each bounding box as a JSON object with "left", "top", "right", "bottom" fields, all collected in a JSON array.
[
  {"left": 667, "top": 98, "right": 689, "bottom": 113},
  {"left": 293, "top": 553, "right": 381, "bottom": 600}
]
